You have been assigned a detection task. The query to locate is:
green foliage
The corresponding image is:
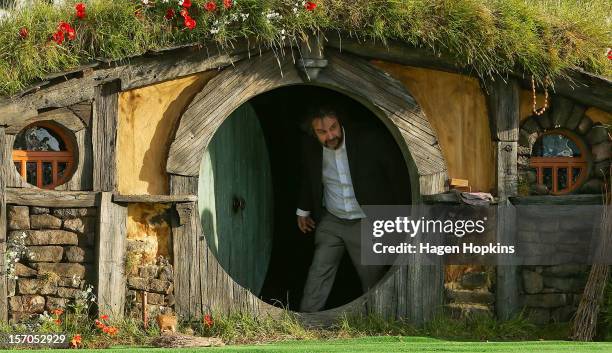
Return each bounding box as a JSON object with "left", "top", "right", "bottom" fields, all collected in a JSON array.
[{"left": 0, "top": 0, "right": 610, "bottom": 96}]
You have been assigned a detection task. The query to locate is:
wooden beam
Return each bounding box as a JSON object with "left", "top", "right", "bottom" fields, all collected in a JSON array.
[
  {"left": 509, "top": 194, "right": 604, "bottom": 205},
  {"left": 5, "top": 108, "right": 86, "bottom": 134},
  {"left": 5, "top": 188, "right": 97, "bottom": 207},
  {"left": 95, "top": 192, "right": 127, "bottom": 318},
  {"left": 92, "top": 81, "right": 120, "bottom": 192},
  {"left": 113, "top": 194, "right": 198, "bottom": 203},
  {"left": 496, "top": 142, "right": 518, "bottom": 201},
  {"left": 0, "top": 128, "right": 8, "bottom": 323},
  {"left": 496, "top": 200, "right": 519, "bottom": 320},
  {"left": 483, "top": 78, "right": 520, "bottom": 142}
]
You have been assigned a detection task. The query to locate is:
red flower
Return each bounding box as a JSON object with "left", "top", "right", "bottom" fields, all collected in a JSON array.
[
  {"left": 106, "top": 326, "right": 118, "bottom": 336},
  {"left": 607, "top": 48, "right": 612, "bottom": 60},
  {"left": 52, "top": 309, "right": 64, "bottom": 316},
  {"left": 135, "top": 9, "right": 143, "bottom": 18},
  {"left": 181, "top": 0, "right": 192, "bottom": 8},
  {"left": 58, "top": 21, "right": 72, "bottom": 33},
  {"left": 95, "top": 319, "right": 106, "bottom": 329},
  {"left": 305, "top": 1, "right": 316, "bottom": 11},
  {"left": 204, "top": 314, "right": 213, "bottom": 328},
  {"left": 19, "top": 27, "right": 28, "bottom": 39},
  {"left": 52, "top": 30, "right": 64, "bottom": 44},
  {"left": 223, "top": 0, "right": 232, "bottom": 9},
  {"left": 75, "top": 3, "right": 86, "bottom": 19},
  {"left": 66, "top": 27, "right": 76, "bottom": 40},
  {"left": 204, "top": 1, "right": 217, "bottom": 12},
  {"left": 54, "top": 318, "right": 62, "bottom": 325},
  {"left": 70, "top": 334, "right": 81, "bottom": 348},
  {"left": 165, "top": 8, "right": 175, "bottom": 20},
  {"left": 184, "top": 16, "right": 196, "bottom": 29},
  {"left": 180, "top": 8, "right": 189, "bottom": 18},
  {"left": 100, "top": 314, "right": 109, "bottom": 320}
]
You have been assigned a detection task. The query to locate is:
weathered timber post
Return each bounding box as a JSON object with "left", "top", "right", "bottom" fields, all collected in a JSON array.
[{"left": 483, "top": 77, "right": 520, "bottom": 320}]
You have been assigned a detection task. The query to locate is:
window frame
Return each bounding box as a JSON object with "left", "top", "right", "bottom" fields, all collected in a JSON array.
[
  {"left": 12, "top": 121, "right": 77, "bottom": 189},
  {"left": 529, "top": 129, "right": 588, "bottom": 195}
]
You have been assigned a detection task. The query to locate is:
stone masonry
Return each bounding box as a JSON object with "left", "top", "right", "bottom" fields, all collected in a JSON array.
[
  {"left": 6, "top": 205, "right": 96, "bottom": 322},
  {"left": 125, "top": 255, "right": 175, "bottom": 319}
]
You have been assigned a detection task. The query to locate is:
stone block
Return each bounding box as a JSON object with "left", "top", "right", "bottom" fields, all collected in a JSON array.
[
  {"left": 522, "top": 270, "right": 543, "bottom": 294},
  {"left": 9, "top": 230, "right": 78, "bottom": 246},
  {"left": 8, "top": 206, "right": 30, "bottom": 230},
  {"left": 444, "top": 303, "right": 492, "bottom": 319},
  {"left": 524, "top": 293, "right": 567, "bottom": 308},
  {"left": 446, "top": 289, "right": 494, "bottom": 305},
  {"left": 460, "top": 272, "right": 487, "bottom": 290},
  {"left": 32, "top": 263, "right": 86, "bottom": 278},
  {"left": 64, "top": 246, "right": 93, "bottom": 263},
  {"left": 586, "top": 125, "right": 610, "bottom": 145},
  {"left": 25, "top": 246, "right": 63, "bottom": 262},
  {"left": 579, "top": 178, "right": 604, "bottom": 194},
  {"left": 57, "top": 287, "right": 81, "bottom": 299},
  {"left": 543, "top": 276, "right": 586, "bottom": 293},
  {"left": 576, "top": 116, "right": 593, "bottom": 135},
  {"left": 542, "top": 265, "right": 588, "bottom": 277},
  {"left": 30, "top": 214, "right": 62, "bottom": 230},
  {"left": 158, "top": 266, "right": 174, "bottom": 282},
  {"left": 30, "top": 207, "right": 50, "bottom": 215},
  {"left": 15, "top": 263, "right": 37, "bottom": 277},
  {"left": 9, "top": 295, "right": 45, "bottom": 313},
  {"left": 128, "top": 277, "right": 148, "bottom": 291},
  {"left": 45, "top": 297, "right": 68, "bottom": 311},
  {"left": 149, "top": 279, "right": 173, "bottom": 294},
  {"left": 63, "top": 217, "right": 96, "bottom": 234},
  {"left": 139, "top": 265, "right": 159, "bottom": 279},
  {"left": 135, "top": 292, "right": 165, "bottom": 305},
  {"left": 591, "top": 141, "right": 612, "bottom": 162},
  {"left": 17, "top": 278, "right": 58, "bottom": 295},
  {"left": 58, "top": 276, "right": 82, "bottom": 288},
  {"left": 53, "top": 208, "right": 96, "bottom": 219}
]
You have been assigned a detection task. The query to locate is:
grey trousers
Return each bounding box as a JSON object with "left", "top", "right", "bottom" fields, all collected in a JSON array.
[{"left": 299, "top": 210, "right": 387, "bottom": 312}]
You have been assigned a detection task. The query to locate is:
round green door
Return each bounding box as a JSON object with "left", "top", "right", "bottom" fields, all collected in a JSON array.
[{"left": 198, "top": 103, "right": 273, "bottom": 296}]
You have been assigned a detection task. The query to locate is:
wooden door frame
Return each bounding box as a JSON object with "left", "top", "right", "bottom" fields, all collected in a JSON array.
[{"left": 166, "top": 49, "right": 448, "bottom": 326}]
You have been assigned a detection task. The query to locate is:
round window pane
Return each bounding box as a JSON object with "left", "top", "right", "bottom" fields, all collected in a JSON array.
[
  {"left": 13, "top": 126, "right": 67, "bottom": 152},
  {"left": 532, "top": 134, "right": 581, "bottom": 157}
]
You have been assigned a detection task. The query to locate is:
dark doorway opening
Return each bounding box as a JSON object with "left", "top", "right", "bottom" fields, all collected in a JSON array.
[{"left": 246, "top": 85, "right": 411, "bottom": 311}]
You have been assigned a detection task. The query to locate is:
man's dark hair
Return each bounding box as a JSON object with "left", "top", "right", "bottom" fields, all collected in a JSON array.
[{"left": 300, "top": 105, "right": 344, "bottom": 136}]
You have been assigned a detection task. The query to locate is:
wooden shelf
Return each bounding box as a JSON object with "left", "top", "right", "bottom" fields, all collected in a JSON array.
[{"left": 112, "top": 194, "right": 197, "bottom": 203}]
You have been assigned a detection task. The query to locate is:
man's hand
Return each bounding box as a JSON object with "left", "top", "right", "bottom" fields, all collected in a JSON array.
[{"left": 297, "top": 216, "right": 316, "bottom": 234}]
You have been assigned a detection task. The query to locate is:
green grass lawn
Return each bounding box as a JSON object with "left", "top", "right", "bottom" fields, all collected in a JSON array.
[{"left": 24, "top": 336, "right": 612, "bottom": 353}]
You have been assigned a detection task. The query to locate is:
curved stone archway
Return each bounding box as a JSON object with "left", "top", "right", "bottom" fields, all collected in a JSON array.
[{"left": 166, "top": 49, "right": 448, "bottom": 325}]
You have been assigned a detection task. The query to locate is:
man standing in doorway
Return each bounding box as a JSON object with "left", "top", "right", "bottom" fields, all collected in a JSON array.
[{"left": 296, "top": 105, "right": 410, "bottom": 312}]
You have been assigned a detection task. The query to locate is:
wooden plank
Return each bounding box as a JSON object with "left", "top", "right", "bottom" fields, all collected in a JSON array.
[
  {"left": 92, "top": 81, "right": 120, "bottom": 192},
  {"left": 483, "top": 78, "right": 520, "bottom": 142},
  {"left": 68, "top": 101, "right": 93, "bottom": 126},
  {"left": 509, "top": 194, "right": 603, "bottom": 205},
  {"left": 0, "top": 128, "right": 8, "bottom": 323},
  {"left": 496, "top": 142, "right": 518, "bottom": 200},
  {"left": 5, "top": 108, "right": 85, "bottom": 134},
  {"left": 496, "top": 200, "right": 519, "bottom": 320},
  {"left": 5, "top": 188, "right": 97, "bottom": 207},
  {"left": 113, "top": 194, "right": 197, "bottom": 203},
  {"left": 95, "top": 192, "right": 127, "bottom": 318}
]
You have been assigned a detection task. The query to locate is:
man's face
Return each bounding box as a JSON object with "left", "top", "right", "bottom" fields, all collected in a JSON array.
[{"left": 312, "top": 115, "right": 343, "bottom": 150}]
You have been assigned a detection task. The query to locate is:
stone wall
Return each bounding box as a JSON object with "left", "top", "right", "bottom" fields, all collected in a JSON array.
[
  {"left": 125, "top": 256, "right": 174, "bottom": 319},
  {"left": 444, "top": 267, "right": 495, "bottom": 318},
  {"left": 520, "top": 265, "right": 587, "bottom": 324},
  {"left": 6, "top": 205, "right": 96, "bottom": 322}
]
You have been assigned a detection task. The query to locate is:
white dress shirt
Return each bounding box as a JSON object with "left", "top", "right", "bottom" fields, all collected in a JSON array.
[{"left": 296, "top": 128, "right": 366, "bottom": 220}]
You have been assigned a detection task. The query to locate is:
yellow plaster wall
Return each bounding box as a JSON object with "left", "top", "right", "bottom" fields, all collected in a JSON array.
[
  {"left": 371, "top": 61, "right": 496, "bottom": 193},
  {"left": 126, "top": 203, "right": 171, "bottom": 269},
  {"left": 117, "top": 72, "right": 217, "bottom": 195},
  {"left": 586, "top": 107, "right": 612, "bottom": 125}
]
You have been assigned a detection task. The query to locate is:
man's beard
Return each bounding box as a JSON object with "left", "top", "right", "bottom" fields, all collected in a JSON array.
[{"left": 324, "top": 134, "right": 343, "bottom": 149}]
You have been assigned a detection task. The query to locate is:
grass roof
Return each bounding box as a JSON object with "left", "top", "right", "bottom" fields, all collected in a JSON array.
[{"left": 0, "top": 0, "right": 610, "bottom": 96}]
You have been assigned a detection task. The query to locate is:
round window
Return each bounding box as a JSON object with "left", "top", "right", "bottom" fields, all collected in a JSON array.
[
  {"left": 529, "top": 130, "right": 588, "bottom": 194},
  {"left": 12, "top": 122, "right": 76, "bottom": 189}
]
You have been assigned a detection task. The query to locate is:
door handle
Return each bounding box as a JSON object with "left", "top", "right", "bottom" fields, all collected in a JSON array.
[{"left": 232, "top": 196, "right": 246, "bottom": 213}]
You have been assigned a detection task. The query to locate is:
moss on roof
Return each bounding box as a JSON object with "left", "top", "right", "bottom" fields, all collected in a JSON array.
[{"left": 0, "top": 0, "right": 610, "bottom": 96}]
